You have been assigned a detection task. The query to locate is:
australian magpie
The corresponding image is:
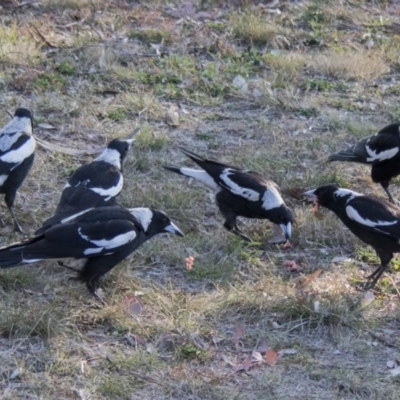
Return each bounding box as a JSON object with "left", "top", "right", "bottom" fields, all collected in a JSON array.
[
  {"left": 0, "top": 108, "right": 35, "bottom": 233},
  {"left": 164, "top": 147, "right": 293, "bottom": 243},
  {"left": 0, "top": 206, "right": 183, "bottom": 298},
  {"left": 329, "top": 122, "right": 400, "bottom": 204},
  {"left": 36, "top": 135, "right": 135, "bottom": 234},
  {"left": 303, "top": 184, "right": 400, "bottom": 289}
]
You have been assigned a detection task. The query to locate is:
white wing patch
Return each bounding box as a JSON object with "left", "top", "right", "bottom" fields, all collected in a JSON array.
[
  {"left": 89, "top": 174, "right": 123, "bottom": 201},
  {"left": 129, "top": 208, "right": 153, "bottom": 231},
  {"left": 178, "top": 167, "right": 219, "bottom": 191},
  {"left": 262, "top": 184, "right": 284, "bottom": 210},
  {"left": 0, "top": 174, "right": 8, "bottom": 186},
  {"left": 0, "top": 136, "right": 35, "bottom": 164},
  {"left": 220, "top": 169, "right": 260, "bottom": 201},
  {"left": 366, "top": 145, "right": 399, "bottom": 162},
  {"left": 346, "top": 205, "right": 398, "bottom": 228},
  {"left": 94, "top": 148, "right": 121, "bottom": 169},
  {"left": 79, "top": 229, "right": 136, "bottom": 255}
]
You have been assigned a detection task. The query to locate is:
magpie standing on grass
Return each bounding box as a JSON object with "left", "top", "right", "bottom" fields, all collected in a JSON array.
[
  {"left": 303, "top": 184, "right": 400, "bottom": 290},
  {"left": 0, "top": 108, "right": 35, "bottom": 233},
  {"left": 329, "top": 122, "right": 400, "bottom": 204},
  {"left": 36, "top": 134, "right": 136, "bottom": 234},
  {"left": 0, "top": 206, "right": 183, "bottom": 298},
  {"left": 164, "top": 147, "right": 293, "bottom": 243}
]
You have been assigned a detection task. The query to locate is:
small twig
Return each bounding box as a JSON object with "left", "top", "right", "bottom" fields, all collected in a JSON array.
[{"left": 386, "top": 274, "right": 400, "bottom": 299}]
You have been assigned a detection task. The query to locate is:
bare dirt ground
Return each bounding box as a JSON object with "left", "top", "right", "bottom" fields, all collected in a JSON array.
[{"left": 1, "top": 0, "right": 400, "bottom": 399}]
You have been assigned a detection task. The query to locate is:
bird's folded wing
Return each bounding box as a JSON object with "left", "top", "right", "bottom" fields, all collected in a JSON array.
[
  {"left": 364, "top": 133, "right": 400, "bottom": 163},
  {"left": 345, "top": 197, "right": 400, "bottom": 239}
]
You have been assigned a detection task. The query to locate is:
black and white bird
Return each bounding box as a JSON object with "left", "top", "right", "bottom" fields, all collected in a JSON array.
[
  {"left": 36, "top": 135, "right": 135, "bottom": 234},
  {"left": 329, "top": 122, "right": 400, "bottom": 204},
  {"left": 303, "top": 184, "right": 400, "bottom": 289},
  {"left": 0, "top": 108, "right": 35, "bottom": 233},
  {"left": 0, "top": 206, "right": 183, "bottom": 297},
  {"left": 164, "top": 147, "right": 293, "bottom": 243}
]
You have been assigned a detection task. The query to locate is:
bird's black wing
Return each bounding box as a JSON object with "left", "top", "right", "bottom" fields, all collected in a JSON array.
[
  {"left": 362, "top": 126, "right": 400, "bottom": 164},
  {"left": 345, "top": 196, "right": 400, "bottom": 240},
  {"left": 56, "top": 162, "right": 122, "bottom": 213}
]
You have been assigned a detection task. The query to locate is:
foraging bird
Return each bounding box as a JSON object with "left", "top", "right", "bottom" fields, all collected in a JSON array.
[
  {"left": 0, "top": 206, "right": 183, "bottom": 297},
  {"left": 0, "top": 108, "right": 35, "bottom": 233},
  {"left": 303, "top": 184, "right": 400, "bottom": 290},
  {"left": 36, "top": 134, "right": 136, "bottom": 234},
  {"left": 329, "top": 122, "right": 400, "bottom": 204},
  {"left": 164, "top": 147, "right": 293, "bottom": 243}
]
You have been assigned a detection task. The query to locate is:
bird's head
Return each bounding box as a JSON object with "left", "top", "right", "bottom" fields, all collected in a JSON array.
[
  {"left": 302, "top": 185, "right": 361, "bottom": 212},
  {"left": 270, "top": 204, "right": 294, "bottom": 242},
  {"left": 14, "top": 108, "right": 33, "bottom": 133},
  {"left": 129, "top": 208, "right": 184, "bottom": 238}
]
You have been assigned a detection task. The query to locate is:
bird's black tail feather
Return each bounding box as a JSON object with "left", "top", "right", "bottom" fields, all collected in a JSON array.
[
  {"left": 328, "top": 152, "right": 364, "bottom": 163},
  {"left": 0, "top": 237, "right": 45, "bottom": 269}
]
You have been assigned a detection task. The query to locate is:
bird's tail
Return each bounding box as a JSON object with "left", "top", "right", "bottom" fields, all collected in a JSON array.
[
  {"left": 163, "top": 165, "right": 219, "bottom": 190},
  {"left": 328, "top": 152, "right": 364, "bottom": 163},
  {"left": 0, "top": 237, "right": 45, "bottom": 269}
]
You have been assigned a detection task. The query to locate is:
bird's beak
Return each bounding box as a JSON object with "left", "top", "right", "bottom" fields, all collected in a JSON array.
[
  {"left": 279, "top": 222, "right": 291, "bottom": 241},
  {"left": 124, "top": 127, "right": 140, "bottom": 140},
  {"left": 302, "top": 189, "right": 316, "bottom": 198},
  {"left": 164, "top": 221, "right": 184, "bottom": 237}
]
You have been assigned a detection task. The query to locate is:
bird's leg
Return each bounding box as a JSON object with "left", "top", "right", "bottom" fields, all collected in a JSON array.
[
  {"left": 8, "top": 206, "right": 23, "bottom": 233},
  {"left": 364, "top": 263, "right": 389, "bottom": 290},
  {"left": 223, "top": 217, "right": 252, "bottom": 242},
  {"left": 381, "top": 183, "right": 398, "bottom": 205}
]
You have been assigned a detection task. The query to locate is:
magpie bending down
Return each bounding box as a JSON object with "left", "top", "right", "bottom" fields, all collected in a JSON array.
[
  {"left": 0, "top": 206, "right": 183, "bottom": 297},
  {"left": 0, "top": 108, "right": 35, "bottom": 233},
  {"left": 36, "top": 134, "right": 135, "bottom": 234},
  {"left": 303, "top": 184, "right": 400, "bottom": 290},
  {"left": 329, "top": 122, "right": 400, "bottom": 203},
  {"left": 164, "top": 147, "right": 293, "bottom": 243}
]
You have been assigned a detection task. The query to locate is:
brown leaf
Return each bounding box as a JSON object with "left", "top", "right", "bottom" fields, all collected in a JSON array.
[
  {"left": 122, "top": 295, "right": 143, "bottom": 316},
  {"left": 235, "top": 355, "right": 252, "bottom": 373},
  {"left": 233, "top": 324, "right": 244, "bottom": 352},
  {"left": 264, "top": 349, "right": 278, "bottom": 366},
  {"left": 291, "top": 269, "right": 322, "bottom": 289}
]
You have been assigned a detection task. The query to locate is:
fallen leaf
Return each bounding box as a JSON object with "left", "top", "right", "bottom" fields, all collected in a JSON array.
[
  {"left": 235, "top": 355, "right": 252, "bottom": 373},
  {"left": 292, "top": 269, "right": 322, "bottom": 289},
  {"left": 252, "top": 351, "right": 264, "bottom": 362},
  {"left": 233, "top": 324, "right": 244, "bottom": 352},
  {"left": 122, "top": 295, "right": 143, "bottom": 316},
  {"left": 37, "top": 123, "right": 56, "bottom": 130},
  {"left": 264, "top": 349, "right": 278, "bottom": 366},
  {"left": 256, "top": 338, "right": 269, "bottom": 353},
  {"left": 278, "top": 348, "right": 297, "bottom": 357}
]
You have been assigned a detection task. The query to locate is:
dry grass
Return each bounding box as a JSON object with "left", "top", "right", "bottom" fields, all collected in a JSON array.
[
  {"left": 309, "top": 50, "right": 390, "bottom": 82},
  {"left": 0, "top": 0, "right": 400, "bottom": 399}
]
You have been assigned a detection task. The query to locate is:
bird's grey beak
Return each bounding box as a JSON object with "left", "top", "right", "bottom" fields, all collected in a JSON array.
[
  {"left": 280, "top": 222, "right": 291, "bottom": 241},
  {"left": 302, "top": 189, "right": 316, "bottom": 198},
  {"left": 125, "top": 127, "right": 140, "bottom": 140},
  {"left": 164, "top": 221, "right": 184, "bottom": 237}
]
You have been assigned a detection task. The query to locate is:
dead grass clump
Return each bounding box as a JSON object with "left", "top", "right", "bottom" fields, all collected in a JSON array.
[
  {"left": 0, "top": 24, "right": 43, "bottom": 66},
  {"left": 309, "top": 51, "right": 389, "bottom": 81},
  {"left": 230, "top": 12, "right": 279, "bottom": 46}
]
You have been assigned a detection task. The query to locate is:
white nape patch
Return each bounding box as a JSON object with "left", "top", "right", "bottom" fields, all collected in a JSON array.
[
  {"left": 129, "top": 208, "right": 153, "bottom": 231},
  {"left": 262, "top": 185, "right": 284, "bottom": 210},
  {"left": 0, "top": 136, "right": 35, "bottom": 164},
  {"left": 179, "top": 167, "right": 219, "bottom": 191},
  {"left": 366, "top": 145, "right": 399, "bottom": 162},
  {"left": 94, "top": 148, "right": 121, "bottom": 169},
  {"left": 79, "top": 228, "right": 136, "bottom": 251},
  {"left": 61, "top": 208, "right": 94, "bottom": 224},
  {"left": 334, "top": 188, "right": 362, "bottom": 202},
  {"left": 0, "top": 117, "right": 32, "bottom": 137},
  {"left": 0, "top": 174, "right": 8, "bottom": 186},
  {"left": 346, "top": 205, "right": 398, "bottom": 228},
  {"left": 90, "top": 174, "right": 123, "bottom": 201},
  {"left": 220, "top": 169, "right": 260, "bottom": 201}
]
